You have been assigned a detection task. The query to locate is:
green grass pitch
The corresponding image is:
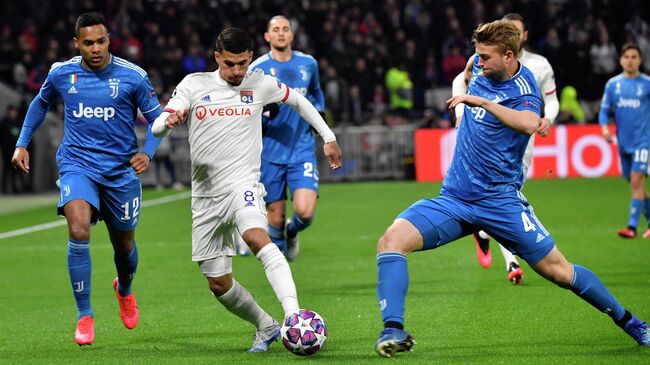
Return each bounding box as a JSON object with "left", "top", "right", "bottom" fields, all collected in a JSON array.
[{"left": 0, "top": 178, "right": 648, "bottom": 364}]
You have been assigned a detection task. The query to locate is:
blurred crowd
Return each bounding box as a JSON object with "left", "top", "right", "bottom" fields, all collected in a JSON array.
[{"left": 1, "top": 0, "right": 650, "bottom": 128}]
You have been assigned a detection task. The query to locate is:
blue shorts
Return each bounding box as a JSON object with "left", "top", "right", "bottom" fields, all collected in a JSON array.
[
  {"left": 57, "top": 172, "right": 142, "bottom": 231},
  {"left": 261, "top": 157, "right": 319, "bottom": 203},
  {"left": 619, "top": 147, "right": 649, "bottom": 181},
  {"left": 398, "top": 191, "right": 555, "bottom": 266}
]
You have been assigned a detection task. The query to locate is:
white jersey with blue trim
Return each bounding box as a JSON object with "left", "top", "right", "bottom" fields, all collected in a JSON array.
[
  {"left": 442, "top": 58, "right": 543, "bottom": 200},
  {"left": 250, "top": 51, "right": 324, "bottom": 164},
  {"left": 598, "top": 73, "right": 650, "bottom": 153},
  {"left": 32, "top": 55, "right": 161, "bottom": 187}
]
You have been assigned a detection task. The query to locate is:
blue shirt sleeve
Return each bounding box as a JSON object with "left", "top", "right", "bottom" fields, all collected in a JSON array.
[
  {"left": 598, "top": 81, "right": 612, "bottom": 125},
  {"left": 511, "top": 95, "right": 542, "bottom": 116},
  {"left": 16, "top": 73, "right": 59, "bottom": 147},
  {"left": 309, "top": 60, "right": 325, "bottom": 111},
  {"left": 134, "top": 76, "right": 163, "bottom": 158}
]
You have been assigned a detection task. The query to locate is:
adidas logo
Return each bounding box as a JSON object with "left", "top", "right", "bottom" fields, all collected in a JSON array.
[
  {"left": 200, "top": 94, "right": 211, "bottom": 102},
  {"left": 68, "top": 86, "right": 78, "bottom": 94},
  {"left": 536, "top": 233, "right": 545, "bottom": 243}
]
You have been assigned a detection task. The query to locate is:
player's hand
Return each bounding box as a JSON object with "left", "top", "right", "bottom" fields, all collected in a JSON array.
[
  {"left": 536, "top": 118, "right": 552, "bottom": 137},
  {"left": 447, "top": 94, "right": 485, "bottom": 109},
  {"left": 11, "top": 147, "right": 30, "bottom": 173},
  {"left": 602, "top": 127, "right": 613, "bottom": 143},
  {"left": 130, "top": 152, "right": 151, "bottom": 175},
  {"left": 165, "top": 109, "right": 189, "bottom": 129},
  {"left": 324, "top": 141, "right": 342, "bottom": 170}
]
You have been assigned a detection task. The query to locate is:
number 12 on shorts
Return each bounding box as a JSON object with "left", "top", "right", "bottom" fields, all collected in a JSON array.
[{"left": 121, "top": 197, "right": 140, "bottom": 221}]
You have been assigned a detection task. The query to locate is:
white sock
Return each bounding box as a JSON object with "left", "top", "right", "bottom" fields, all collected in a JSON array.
[
  {"left": 478, "top": 230, "right": 490, "bottom": 240},
  {"left": 498, "top": 243, "right": 519, "bottom": 270},
  {"left": 215, "top": 279, "right": 275, "bottom": 330},
  {"left": 256, "top": 243, "right": 300, "bottom": 316}
]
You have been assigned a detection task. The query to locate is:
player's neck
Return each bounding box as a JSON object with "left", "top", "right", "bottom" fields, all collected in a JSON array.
[
  {"left": 81, "top": 54, "right": 111, "bottom": 72},
  {"left": 502, "top": 61, "right": 521, "bottom": 82},
  {"left": 624, "top": 70, "right": 640, "bottom": 78},
  {"left": 271, "top": 47, "right": 292, "bottom": 62}
]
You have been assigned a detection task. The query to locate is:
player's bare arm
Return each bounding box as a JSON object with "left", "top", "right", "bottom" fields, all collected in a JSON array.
[
  {"left": 11, "top": 147, "right": 30, "bottom": 173},
  {"left": 447, "top": 94, "right": 540, "bottom": 135}
]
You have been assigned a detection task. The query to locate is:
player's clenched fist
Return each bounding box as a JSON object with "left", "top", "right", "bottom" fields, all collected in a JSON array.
[
  {"left": 324, "top": 141, "right": 342, "bottom": 170},
  {"left": 165, "top": 109, "right": 189, "bottom": 129}
]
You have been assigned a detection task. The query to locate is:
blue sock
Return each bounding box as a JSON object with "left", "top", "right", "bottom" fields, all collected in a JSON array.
[
  {"left": 114, "top": 241, "right": 138, "bottom": 296},
  {"left": 286, "top": 213, "right": 313, "bottom": 238},
  {"left": 628, "top": 199, "right": 644, "bottom": 229},
  {"left": 67, "top": 239, "right": 93, "bottom": 319},
  {"left": 569, "top": 264, "right": 625, "bottom": 321},
  {"left": 268, "top": 224, "right": 286, "bottom": 253},
  {"left": 644, "top": 198, "right": 650, "bottom": 226},
  {"left": 377, "top": 252, "right": 408, "bottom": 325}
]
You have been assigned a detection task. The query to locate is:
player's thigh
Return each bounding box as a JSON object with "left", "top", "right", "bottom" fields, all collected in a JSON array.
[
  {"left": 630, "top": 147, "right": 649, "bottom": 178},
  {"left": 199, "top": 256, "right": 233, "bottom": 279},
  {"left": 57, "top": 172, "right": 100, "bottom": 225},
  {"left": 191, "top": 196, "right": 237, "bottom": 261},
  {"left": 261, "top": 159, "right": 288, "bottom": 204},
  {"left": 99, "top": 178, "right": 142, "bottom": 231},
  {"left": 231, "top": 184, "right": 269, "bottom": 244},
  {"left": 287, "top": 156, "right": 319, "bottom": 199},
  {"left": 394, "top": 195, "right": 474, "bottom": 251},
  {"left": 619, "top": 152, "right": 633, "bottom": 181},
  {"left": 475, "top": 192, "right": 555, "bottom": 266}
]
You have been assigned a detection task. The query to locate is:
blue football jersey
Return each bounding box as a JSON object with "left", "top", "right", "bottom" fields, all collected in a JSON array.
[
  {"left": 598, "top": 73, "right": 650, "bottom": 153},
  {"left": 17, "top": 55, "right": 162, "bottom": 187},
  {"left": 442, "top": 58, "right": 542, "bottom": 200},
  {"left": 250, "top": 51, "right": 324, "bottom": 164}
]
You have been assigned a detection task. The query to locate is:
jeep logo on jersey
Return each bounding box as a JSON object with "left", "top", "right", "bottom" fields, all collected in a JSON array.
[
  {"left": 194, "top": 106, "right": 252, "bottom": 121},
  {"left": 109, "top": 78, "right": 120, "bottom": 99},
  {"left": 72, "top": 103, "right": 116, "bottom": 121},
  {"left": 240, "top": 90, "right": 253, "bottom": 104}
]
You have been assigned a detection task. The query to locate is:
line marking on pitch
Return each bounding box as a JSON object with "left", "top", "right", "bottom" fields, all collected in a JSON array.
[{"left": 0, "top": 191, "right": 190, "bottom": 241}]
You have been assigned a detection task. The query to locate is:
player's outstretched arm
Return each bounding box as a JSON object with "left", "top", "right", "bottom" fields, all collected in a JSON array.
[
  {"left": 447, "top": 94, "right": 540, "bottom": 135},
  {"left": 283, "top": 89, "right": 342, "bottom": 169},
  {"left": 11, "top": 147, "right": 30, "bottom": 174},
  {"left": 151, "top": 109, "right": 189, "bottom": 137}
]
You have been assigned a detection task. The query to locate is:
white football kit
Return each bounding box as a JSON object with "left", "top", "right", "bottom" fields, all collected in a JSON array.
[{"left": 156, "top": 69, "right": 335, "bottom": 263}]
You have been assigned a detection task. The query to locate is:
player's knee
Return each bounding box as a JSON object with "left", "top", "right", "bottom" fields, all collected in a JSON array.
[
  {"left": 377, "top": 231, "right": 407, "bottom": 254},
  {"left": 68, "top": 224, "right": 90, "bottom": 241},
  {"left": 294, "top": 206, "right": 315, "bottom": 221},
  {"left": 268, "top": 214, "right": 285, "bottom": 228},
  {"left": 207, "top": 275, "right": 232, "bottom": 296},
  {"left": 545, "top": 266, "right": 573, "bottom": 286}
]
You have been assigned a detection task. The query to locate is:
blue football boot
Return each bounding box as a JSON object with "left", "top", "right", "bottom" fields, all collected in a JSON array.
[
  {"left": 375, "top": 327, "right": 416, "bottom": 357},
  {"left": 621, "top": 314, "right": 650, "bottom": 346}
]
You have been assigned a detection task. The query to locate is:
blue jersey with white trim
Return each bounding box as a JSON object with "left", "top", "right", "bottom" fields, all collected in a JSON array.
[
  {"left": 442, "top": 58, "right": 542, "bottom": 200},
  {"left": 598, "top": 73, "right": 650, "bottom": 153},
  {"left": 250, "top": 51, "right": 324, "bottom": 164},
  {"left": 20, "top": 55, "right": 161, "bottom": 187}
]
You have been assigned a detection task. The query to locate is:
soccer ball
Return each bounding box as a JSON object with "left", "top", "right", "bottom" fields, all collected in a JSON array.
[{"left": 280, "top": 309, "right": 328, "bottom": 356}]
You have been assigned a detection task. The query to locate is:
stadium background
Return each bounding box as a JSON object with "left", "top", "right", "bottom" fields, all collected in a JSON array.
[{"left": 1, "top": 0, "right": 650, "bottom": 192}]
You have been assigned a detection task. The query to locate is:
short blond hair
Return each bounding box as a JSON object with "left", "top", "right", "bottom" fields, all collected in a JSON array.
[{"left": 472, "top": 20, "right": 520, "bottom": 55}]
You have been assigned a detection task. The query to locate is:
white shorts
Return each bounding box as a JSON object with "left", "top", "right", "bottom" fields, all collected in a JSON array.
[{"left": 191, "top": 183, "right": 268, "bottom": 261}]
